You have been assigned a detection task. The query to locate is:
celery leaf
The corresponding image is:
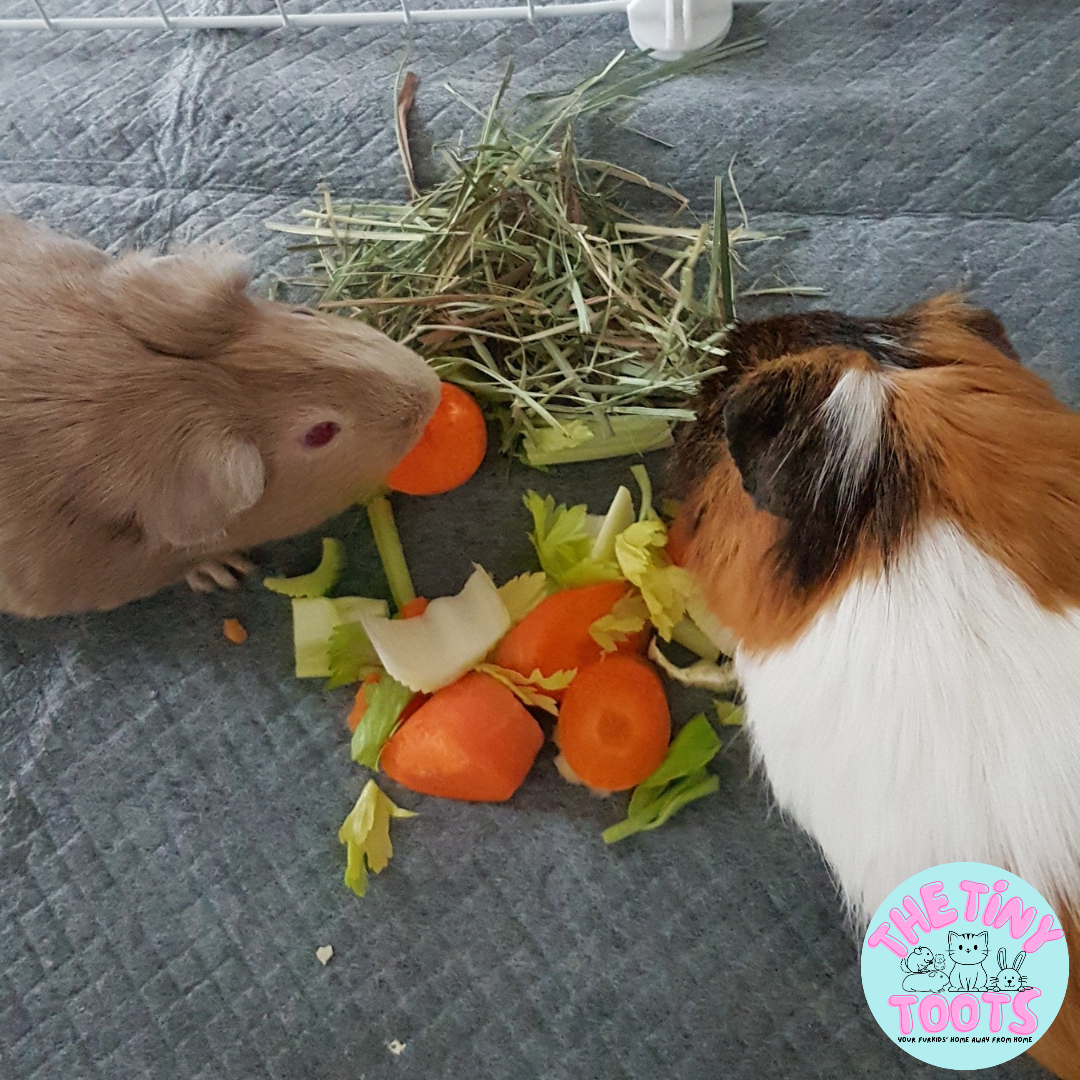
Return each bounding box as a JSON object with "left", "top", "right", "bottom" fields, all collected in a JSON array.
[{"left": 338, "top": 780, "right": 415, "bottom": 897}]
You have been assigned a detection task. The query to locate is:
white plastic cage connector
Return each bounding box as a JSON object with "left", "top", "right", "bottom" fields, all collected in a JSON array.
[
  {"left": 627, "top": 0, "right": 732, "bottom": 60},
  {"left": 0, "top": 1, "right": 801, "bottom": 57}
]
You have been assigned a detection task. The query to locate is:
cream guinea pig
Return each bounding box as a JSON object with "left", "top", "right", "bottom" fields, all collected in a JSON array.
[
  {"left": 670, "top": 294, "right": 1080, "bottom": 1079},
  {"left": 0, "top": 215, "right": 441, "bottom": 617}
]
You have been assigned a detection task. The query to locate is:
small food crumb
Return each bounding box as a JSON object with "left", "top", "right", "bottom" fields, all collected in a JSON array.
[
  {"left": 315, "top": 945, "right": 334, "bottom": 966},
  {"left": 223, "top": 618, "right": 248, "bottom": 644},
  {"left": 388, "top": 1040, "right": 406, "bottom": 1056}
]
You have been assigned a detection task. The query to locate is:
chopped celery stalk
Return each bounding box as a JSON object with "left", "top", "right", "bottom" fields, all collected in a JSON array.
[
  {"left": 627, "top": 714, "right": 720, "bottom": 817},
  {"left": 714, "top": 700, "right": 745, "bottom": 727},
  {"left": 365, "top": 494, "right": 415, "bottom": 611},
  {"left": 589, "top": 592, "right": 650, "bottom": 653},
  {"left": 521, "top": 418, "right": 595, "bottom": 460},
  {"left": 264, "top": 537, "right": 345, "bottom": 598},
  {"left": 292, "top": 596, "right": 389, "bottom": 678},
  {"left": 497, "top": 571, "right": 550, "bottom": 624},
  {"left": 670, "top": 616, "right": 721, "bottom": 663},
  {"left": 351, "top": 674, "right": 416, "bottom": 769},
  {"left": 684, "top": 589, "right": 739, "bottom": 657},
  {"left": 603, "top": 770, "right": 719, "bottom": 844},
  {"left": 588, "top": 485, "right": 634, "bottom": 563},
  {"left": 630, "top": 464, "right": 657, "bottom": 521},
  {"left": 361, "top": 566, "right": 511, "bottom": 693},
  {"left": 521, "top": 415, "right": 673, "bottom": 467},
  {"left": 337, "top": 779, "right": 415, "bottom": 897},
  {"left": 602, "top": 714, "right": 721, "bottom": 843},
  {"left": 648, "top": 638, "right": 739, "bottom": 693},
  {"left": 524, "top": 491, "right": 622, "bottom": 588}
]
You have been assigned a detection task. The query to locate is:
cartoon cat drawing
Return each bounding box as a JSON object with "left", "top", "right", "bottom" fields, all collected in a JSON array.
[
  {"left": 946, "top": 931, "right": 990, "bottom": 991},
  {"left": 900, "top": 945, "right": 949, "bottom": 992}
]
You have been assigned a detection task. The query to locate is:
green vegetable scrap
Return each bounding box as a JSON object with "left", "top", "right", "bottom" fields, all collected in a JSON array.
[
  {"left": 714, "top": 699, "right": 745, "bottom": 727},
  {"left": 264, "top": 537, "right": 345, "bottom": 598},
  {"left": 524, "top": 490, "right": 624, "bottom": 589},
  {"left": 291, "top": 596, "right": 388, "bottom": 679},
  {"left": 497, "top": 571, "right": 550, "bottom": 623},
  {"left": 351, "top": 674, "right": 417, "bottom": 770},
  {"left": 326, "top": 622, "right": 382, "bottom": 690},
  {"left": 474, "top": 663, "right": 576, "bottom": 715},
  {"left": 365, "top": 495, "right": 415, "bottom": 612},
  {"left": 338, "top": 780, "right": 416, "bottom": 897},
  {"left": 603, "top": 714, "right": 721, "bottom": 844},
  {"left": 589, "top": 592, "right": 650, "bottom": 653}
]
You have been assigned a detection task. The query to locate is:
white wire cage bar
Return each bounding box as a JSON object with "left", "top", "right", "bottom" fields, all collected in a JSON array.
[
  {"left": 1, "top": 1, "right": 800, "bottom": 57},
  {"left": 7, "top": 1, "right": 626, "bottom": 31}
]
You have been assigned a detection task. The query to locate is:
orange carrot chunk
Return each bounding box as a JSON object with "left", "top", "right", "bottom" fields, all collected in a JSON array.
[
  {"left": 387, "top": 383, "right": 487, "bottom": 496},
  {"left": 380, "top": 671, "right": 544, "bottom": 802},
  {"left": 223, "top": 618, "right": 248, "bottom": 644},
  {"left": 555, "top": 654, "right": 671, "bottom": 793},
  {"left": 493, "top": 580, "right": 647, "bottom": 690}
]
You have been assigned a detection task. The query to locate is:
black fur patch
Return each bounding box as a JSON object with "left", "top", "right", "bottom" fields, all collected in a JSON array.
[
  {"left": 668, "top": 306, "right": 935, "bottom": 595},
  {"left": 722, "top": 365, "right": 919, "bottom": 592},
  {"left": 669, "top": 308, "right": 918, "bottom": 501}
]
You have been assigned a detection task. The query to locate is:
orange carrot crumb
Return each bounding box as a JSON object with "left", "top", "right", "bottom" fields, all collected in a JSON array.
[
  {"left": 223, "top": 618, "right": 248, "bottom": 644},
  {"left": 398, "top": 597, "right": 429, "bottom": 619}
]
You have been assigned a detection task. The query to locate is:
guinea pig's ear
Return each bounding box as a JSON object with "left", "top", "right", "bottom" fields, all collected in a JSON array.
[
  {"left": 961, "top": 307, "right": 1019, "bottom": 360},
  {"left": 906, "top": 293, "right": 1020, "bottom": 361},
  {"left": 139, "top": 431, "right": 265, "bottom": 550},
  {"left": 721, "top": 367, "right": 823, "bottom": 519},
  {"left": 102, "top": 246, "right": 254, "bottom": 358}
]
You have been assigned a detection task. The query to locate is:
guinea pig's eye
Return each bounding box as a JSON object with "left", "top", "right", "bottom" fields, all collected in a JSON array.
[
  {"left": 292, "top": 308, "right": 318, "bottom": 317},
  {"left": 302, "top": 421, "right": 340, "bottom": 448}
]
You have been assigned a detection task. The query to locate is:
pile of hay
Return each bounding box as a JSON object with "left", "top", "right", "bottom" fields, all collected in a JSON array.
[{"left": 268, "top": 40, "right": 814, "bottom": 465}]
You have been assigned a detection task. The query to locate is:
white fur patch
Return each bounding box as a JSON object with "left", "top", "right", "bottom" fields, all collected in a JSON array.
[
  {"left": 818, "top": 368, "right": 890, "bottom": 506},
  {"left": 737, "top": 520, "right": 1080, "bottom": 924}
]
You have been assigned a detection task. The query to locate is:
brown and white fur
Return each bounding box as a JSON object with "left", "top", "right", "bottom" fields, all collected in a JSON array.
[{"left": 671, "top": 294, "right": 1080, "bottom": 1079}]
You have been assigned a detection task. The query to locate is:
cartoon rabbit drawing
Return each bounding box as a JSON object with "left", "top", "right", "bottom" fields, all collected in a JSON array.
[
  {"left": 946, "top": 932, "right": 991, "bottom": 991},
  {"left": 990, "top": 948, "right": 1031, "bottom": 992},
  {"left": 900, "top": 946, "right": 950, "bottom": 992}
]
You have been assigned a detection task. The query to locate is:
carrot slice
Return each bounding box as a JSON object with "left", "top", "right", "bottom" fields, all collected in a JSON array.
[
  {"left": 222, "top": 617, "right": 248, "bottom": 644},
  {"left": 555, "top": 654, "right": 671, "bottom": 792},
  {"left": 387, "top": 383, "right": 488, "bottom": 496},
  {"left": 380, "top": 671, "right": 544, "bottom": 802},
  {"left": 346, "top": 672, "right": 427, "bottom": 734},
  {"left": 492, "top": 580, "right": 647, "bottom": 692}
]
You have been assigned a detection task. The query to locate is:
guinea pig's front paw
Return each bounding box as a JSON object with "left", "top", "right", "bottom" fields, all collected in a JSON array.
[{"left": 185, "top": 554, "right": 253, "bottom": 593}]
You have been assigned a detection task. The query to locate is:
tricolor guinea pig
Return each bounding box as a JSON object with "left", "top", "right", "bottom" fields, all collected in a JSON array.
[
  {"left": 670, "top": 294, "right": 1080, "bottom": 1080},
  {"left": 0, "top": 215, "right": 441, "bottom": 617}
]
